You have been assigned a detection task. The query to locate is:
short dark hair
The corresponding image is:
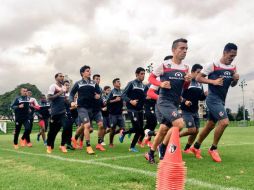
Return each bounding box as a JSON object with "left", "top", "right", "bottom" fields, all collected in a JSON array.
[
  {"left": 104, "top": 86, "right": 111, "bottom": 91},
  {"left": 191, "top": 64, "right": 203, "bottom": 72},
  {"left": 80, "top": 65, "right": 90, "bottom": 76},
  {"left": 172, "top": 38, "right": 188, "bottom": 49},
  {"left": 41, "top": 94, "right": 46, "bottom": 98},
  {"left": 135, "top": 67, "right": 145, "bottom": 74},
  {"left": 93, "top": 74, "right": 100, "bottom": 79},
  {"left": 164, "top": 55, "right": 173, "bottom": 61},
  {"left": 64, "top": 80, "right": 70, "bottom": 84},
  {"left": 55, "top": 73, "right": 62, "bottom": 79},
  {"left": 224, "top": 43, "right": 237, "bottom": 52},
  {"left": 112, "top": 78, "right": 120, "bottom": 84}
]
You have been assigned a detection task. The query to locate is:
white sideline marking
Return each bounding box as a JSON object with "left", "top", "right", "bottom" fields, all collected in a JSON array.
[{"left": 0, "top": 147, "right": 247, "bottom": 190}]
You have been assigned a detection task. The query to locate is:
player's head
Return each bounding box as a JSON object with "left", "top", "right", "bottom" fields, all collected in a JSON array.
[
  {"left": 172, "top": 38, "right": 188, "bottom": 61},
  {"left": 191, "top": 64, "right": 203, "bottom": 78},
  {"left": 55, "top": 73, "right": 64, "bottom": 84},
  {"left": 112, "top": 78, "right": 121, "bottom": 88},
  {"left": 164, "top": 55, "right": 173, "bottom": 61},
  {"left": 27, "top": 90, "right": 32, "bottom": 97},
  {"left": 20, "top": 87, "right": 28, "bottom": 96},
  {"left": 40, "top": 94, "right": 47, "bottom": 102},
  {"left": 93, "top": 74, "right": 101, "bottom": 85},
  {"left": 63, "top": 80, "right": 70, "bottom": 92},
  {"left": 223, "top": 43, "right": 237, "bottom": 65},
  {"left": 103, "top": 86, "right": 111, "bottom": 95},
  {"left": 135, "top": 67, "right": 145, "bottom": 81},
  {"left": 80, "top": 65, "right": 91, "bottom": 79}
]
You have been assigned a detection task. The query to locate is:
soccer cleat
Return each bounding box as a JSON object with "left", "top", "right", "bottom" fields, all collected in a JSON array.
[
  {"left": 47, "top": 146, "right": 52, "bottom": 154},
  {"left": 27, "top": 142, "right": 33, "bottom": 147},
  {"left": 157, "top": 144, "right": 166, "bottom": 160},
  {"left": 137, "top": 141, "right": 145, "bottom": 148},
  {"left": 183, "top": 148, "right": 193, "bottom": 154},
  {"left": 79, "top": 140, "right": 83, "bottom": 150},
  {"left": 13, "top": 144, "right": 19, "bottom": 149},
  {"left": 119, "top": 130, "right": 125, "bottom": 143},
  {"left": 37, "top": 134, "right": 40, "bottom": 142},
  {"left": 147, "top": 141, "right": 153, "bottom": 148},
  {"left": 101, "top": 141, "right": 106, "bottom": 146},
  {"left": 208, "top": 149, "right": 222, "bottom": 162},
  {"left": 71, "top": 137, "right": 79, "bottom": 149},
  {"left": 59, "top": 146, "right": 68, "bottom": 153},
  {"left": 190, "top": 147, "right": 203, "bottom": 159},
  {"left": 145, "top": 152, "right": 155, "bottom": 164},
  {"left": 66, "top": 144, "right": 75, "bottom": 150},
  {"left": 86, "top": 146, "right": 95, "bottom": 155},
  {"left": 129, "top": 147, "right": 139, "bottom": 152},
  {"left": 109, "top": 144, "right": 114, "bottom": 148},
  {"left": 96, "top": 144, "right": 106, "bottom": 151},
  {"left": 20, "top": 139, "right": 26, "bottom": 147}
]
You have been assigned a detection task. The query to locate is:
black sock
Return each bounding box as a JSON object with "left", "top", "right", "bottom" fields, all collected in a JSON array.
[
  {"left": 184, "top": 143, "right": 191, "bottom": 151},
  {"left": 149, "top": 149, "right": 155, "bottom": 156},
  {"left": 210, "top": 144, "right": 217, "bottom": 151},
  {"left": 148, "top": 131, "right": 155, "bottom": 136},
  {"left": 194, "top": 142, "right": 201, "bottom": 149},
  {"left": 98, "top": 137, "right": 103, "bottom": 144},
  {"left": 86, "top": 140, "right": 91, "bottom": 147},
  {"left": 161, "top": 143, "right": 167, "bottom": 149}
]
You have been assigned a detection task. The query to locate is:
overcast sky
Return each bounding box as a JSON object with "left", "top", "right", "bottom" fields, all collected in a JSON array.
[{"left": 0, "top": 0, "right": 254, "bottom": 113}]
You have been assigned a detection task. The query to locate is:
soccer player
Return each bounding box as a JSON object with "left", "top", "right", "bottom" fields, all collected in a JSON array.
[
  {"left": 27, "top": 91, "right": 39, "bottom": 133},
  {"left": 46, "top": 73, "right": 68, "bottom": 153},
  {"left": 36, "top": 94, "right": 50, "bottom": 145},
  {"left": 120, "top": 67, "right": 146, "bottom": 152},
  {"left": 69, "top": 66, "right": 102, "bottom": 154},
  {"left": 101, "top": 86, "right": 111, "bottom": 145},
  {"left": 107, "top": 78, "right": 125, "bottom": 147},
  {"left": 180, "top": 64, "right": 207, "bottom": 154},
  {"left": 191, "top": 43, "right": 239, "bottom": 162},
  {"left": 11, "top": 88, "right": 32, "bottom": 149},
  {"left": 145, "top": 38, "right": 191, "bottom": 163}
]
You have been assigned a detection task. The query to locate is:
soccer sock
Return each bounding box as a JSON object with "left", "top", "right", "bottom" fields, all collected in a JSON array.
[
  {"left": 149, "top": 149, "right": 155, "bottom": 156},
  {"left": 75, "top": 134, "right": 79, "bottom": 140},
  {"left": 98, "top": 137, "right": 103, "bottom": 144},
  {"left": 86, "top": 140, "right": 91, "bottom": 147},
  {"left": 161, "top": 143, "right": 167, "bottom": 150},
  {"left": 148, "top": 131, "right": 155, "bottom": 137},
  {"left": 194, "top": 142, "right": 201, "bottom": 149},
  {"left": 210, "top": 144, "right": 217, "bottom": 151},
  {"left": 184, "top": 143, "right": 191, "bottom": 151}
]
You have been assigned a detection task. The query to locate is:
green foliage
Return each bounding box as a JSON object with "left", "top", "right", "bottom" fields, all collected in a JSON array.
[{"left": 0, "top": 83, "right": 42, "bottom": 119}]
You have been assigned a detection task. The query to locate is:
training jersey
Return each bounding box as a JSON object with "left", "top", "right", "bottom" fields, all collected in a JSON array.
[
  {"left": 122, "top": 79, "right": 146, "bottom": 111},
  {"left": 36, "top": 101, "right": 50, "bottom": 119},
  {"left": 101, "top": 94, "right": 110, "bottom": 117},
  {"left": 69, "top": 79, "right": 101, "bottom": 109},
  {"left": 107, "top": 88, "right": 124, "bottom": 115},
  {"left": 28, "top": 97, "right": 39, "bottom": 119},
  {"left": 144, "top": 84, "right": 157, "bottom": 112},
  {"left": 48, "top": 83, "right": 66, "bottom": 116},
  {"left": 201, "top": 61, "right": 236, "bottom": 103},
  {"left": 94, "top": 86, "right": 103, "bottom": 112},
  {"left": 152, "top": 60, "right": 189, "bottom": 106},
  {"left": 180, "top": 79, "right": 206, "bottom": 113},
  {"left": 11, "top": 96, "right": 31, "bottom": 121}
]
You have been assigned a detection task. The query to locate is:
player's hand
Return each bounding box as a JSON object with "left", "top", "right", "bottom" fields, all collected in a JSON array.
[
  {"left": 160, "top": 81, "right": 171, "bottom": 89},
  {"left": 232, "top": 73, "right": 240, "bottom": 81},
  {"left": 71, "top": 102, "right": 77, "bottom": 108},
  {"left": 204, "top": 91, "right": 208, "bottom": 96},
  {"left": 102, "top": 107, "right": 107, "bottom": 111},
  {"left": 184, "top": 74, "right": 192, "bottom": 82},
  {"left": 19, "top": 104, "right": 24, "bottom": 108},
  {"left": 185, "top": 100, "right": 192, "bottom": 107},
  {"left": 115, "top": 97, "right": 121, "bottom": 102},
  {"left": 212, "top": 78, "right": 224, "bottom": 86},
  {"left": 146, "top": 96, "right": 151, "bottom": 100},
  {"left": 94, "top": 93, "right": 100, "bottom": 99},
  {"left": 130, "top": 100, "right": 138, "bottom": 106}
]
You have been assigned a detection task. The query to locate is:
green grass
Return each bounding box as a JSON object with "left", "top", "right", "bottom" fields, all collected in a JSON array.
[{"left": 0, "top": 126, "right": 253, "bottom": 190}]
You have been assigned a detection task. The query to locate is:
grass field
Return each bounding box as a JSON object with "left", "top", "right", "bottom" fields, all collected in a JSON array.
[{"left": 0, "top": 126, "right": 253, "bottom": 190}]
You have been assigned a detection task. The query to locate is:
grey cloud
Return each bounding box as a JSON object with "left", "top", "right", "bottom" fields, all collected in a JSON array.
[{"left": 24, "top": 45, "right": 46, "bottom": 55}]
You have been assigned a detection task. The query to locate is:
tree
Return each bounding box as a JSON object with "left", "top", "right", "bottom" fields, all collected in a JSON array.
[
  {"left": 0, "top": 83, "right": 42, "bottom": 120},
  {"left": 235, "top": 105, "right": 250, "bottom": 121},
  {"left": 226, "top": 108, "right": 235, "bottom": 121}
]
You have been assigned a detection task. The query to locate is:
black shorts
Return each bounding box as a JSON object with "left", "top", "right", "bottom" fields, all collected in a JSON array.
[
  {"left": 206, "top": 98, "right": 228, "bottom": 123},
  {"left": 182, "top": 111, "right": 200, "bottom": 128},
  {"left": 77, "top": 107, "right": 93, "bottom": 124},
  {"left": 157, "top": 103, "right": 181, "bottom": 127},
  {"left": 109, "top": 114, "right": 125, "bottom": 129},
  {"left": 103, "top": 116, "right": 110, "bottom": 128}
]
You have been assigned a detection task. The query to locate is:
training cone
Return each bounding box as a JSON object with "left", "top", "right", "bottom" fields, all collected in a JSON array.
[{"left": 156, "top": 127, "right": 187, "bottom": 190}]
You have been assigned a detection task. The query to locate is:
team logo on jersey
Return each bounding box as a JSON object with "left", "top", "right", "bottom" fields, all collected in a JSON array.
[
  {"left": 16, "top": 122, "right": 19, "bottom": 125},
  {"left": 188, "top": 122, "right": 192, "bottom": 127},
  {"left": 175, "top": 72, "right": 183, "bottom": 77},
  {"left": 172, "top": 111, "right": 177, "bottom": 117},
  {"left": 84, "top": 118, "right": 88, "bottom": 122},
  {"left": 219, "top": 111, "right": 224, "bottom": 117},
  {"left": 224, "top": 71, "right": 231, "bottom": 76},
  {"left": 134, "top": 117, "right": 137, "bottom": 121},
  {"left": 168, "top": 144, "right": 177, "bottom": 154}
]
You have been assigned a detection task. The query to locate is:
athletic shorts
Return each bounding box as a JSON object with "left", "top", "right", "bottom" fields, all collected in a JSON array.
[
  {"left": 92, "top": 111, "right": 103, "bottom": 123},
  {"left": 109, "top": 114, "right": 125, "bottom": 129},
  {"left": 77, "top": 107, "right": 93, "bottom": 124},
  {"left": 182, "top": 111, "right": 200, "bottom": 128},
  {"left": 206, "top": 98, "right": 228, "bottom": 123},
  {"left": 103, "top": 116, "right": 110, "bottom": 129},
  {"left": 156, "top": 103, "right": 181, "bottom": 127}
]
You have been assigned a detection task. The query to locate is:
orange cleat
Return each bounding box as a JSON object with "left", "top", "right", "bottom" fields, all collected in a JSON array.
[
  {"left": 13, "top": 144, "right": 19, "bottom": 149},
  {"left": 20, "top": 139, "right": 26, "bottom": 147},
  {"left": 96, "top": 144, "right": 106, "bottom": 151},
  {"left": 47, "top": 146, "right": 52, "bottom": 154},
  {"left": 71, "top": 137, "right": 79, "bottom": 149},
  {"left": 59, "top": 146, "right": 68, "bottom": 153},
  {"left": 79, "top": 140, "right": 83, "bottom": 150},
  {"left": 27, "top": 142, "right": 33, "bottom": 147},
  {"left": 109, "top": 144, "right": 114, "bottom": 148},
  {"left": 208, "top": 149, "right": 222, "bottom": 162},
  {"left": 183, "top": 148, "right": 193, "bottom": 154},
  {"left": 137, "top": 141, "right": 145, "bottom": 148},
  {"left": 86, "top": 146, "right": 95, "bottom": 155},
  {"left": 147, "top": 141, "right": 153, "bottom": 148},
  {"left": 190, "top": 147, "right": 203, "bottom": 159}
]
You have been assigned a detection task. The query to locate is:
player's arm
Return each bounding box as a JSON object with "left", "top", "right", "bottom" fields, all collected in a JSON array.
[
  {"left": 231, "top": 69, "right": 239, "bottom": 87},
  {"left": 69, "top": 82, "right": 78, "bottom": 105},
  {"left": 147, "top": 88, "right": 158, "bottom": 100},
  {"left": 47, "top": 85, "right": 65, "bottom": 101},
  {"left": 94, "top": 84, "right": 101, "bottom": 99},
  {"left": 11, "top": 98, "right": 19, "bottom": 110}
]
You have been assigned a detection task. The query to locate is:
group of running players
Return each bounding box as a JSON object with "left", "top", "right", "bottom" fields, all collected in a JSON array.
[{"left": 11, "top": 38, "right": 239, "bottom": 164}]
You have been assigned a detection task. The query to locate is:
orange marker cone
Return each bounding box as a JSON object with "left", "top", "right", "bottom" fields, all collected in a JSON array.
[{"left": 156, "top": 127, "right": 187, "bottom": 190}]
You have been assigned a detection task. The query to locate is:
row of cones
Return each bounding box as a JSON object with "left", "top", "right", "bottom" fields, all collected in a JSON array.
[{"left": 156, "top": 127, "right": 187, "bottom": 190}]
